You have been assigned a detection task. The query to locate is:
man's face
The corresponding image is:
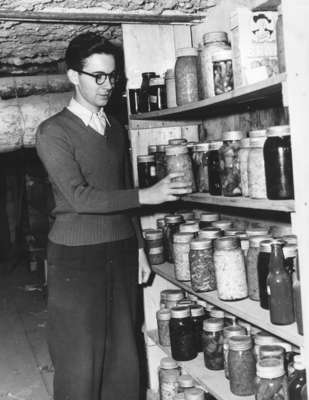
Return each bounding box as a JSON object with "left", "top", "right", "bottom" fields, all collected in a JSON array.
[{"left": 72, "top": 53, "right": 116, "bottom": 112}]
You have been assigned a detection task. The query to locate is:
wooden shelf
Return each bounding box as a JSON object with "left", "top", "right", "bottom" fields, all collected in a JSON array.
[
  {"left": 130, "top": 74, "right": 286, "bottom": 121},
  {"left": 252, "top": 0, "right": 280, "bottom": 11},
  {"left": 153, "top": 263, "right": 303, "bottom": 347},
  {"left": 184, "top": 193, "right": 294, "bottom": 213},
  {"left": 147, "top": 330, "right": 254, "bottom": 400}
]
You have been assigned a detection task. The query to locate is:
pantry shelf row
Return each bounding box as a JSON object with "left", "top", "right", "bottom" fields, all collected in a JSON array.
[{"left": 152, "top": 263, "right": 302, "bottom": 347}]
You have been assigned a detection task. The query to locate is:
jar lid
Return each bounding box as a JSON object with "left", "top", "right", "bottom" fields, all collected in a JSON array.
[
  {"left": 142, "top": 72, "right": 156, "bottom": 78},
  {"left": 283, "top": 244, "right": 297, "bottom": 258},
  {"left": 246, "top": 227, "right": 269, "bottom": 237},
  {"left": 281, "top": 234, "right": 298, "bottom": 244},
  {"left": 210, "top": 309, "right": 225, "bottom": 319},
  {"left": 156, "top": 308, "right": 171, "bottom": 321},
  {"left": 203, "top": 31, "right": 228, "bottom": 44},
  {"left": 240, "top": 138, "right": 251, "bottom": 148},
  {"left": 168, "top": 138, "right": 188, "bottom": 145},
  {"left": 211, "top": 220, "right": 232, "bottom": 230},
  {"left": 157, "top": 218, "right": 166, "bottom": 228},
  {"left": 229, "top": 335, "right": 253, "bottom": 351},
  {"left": 209, "top": 140, "right": 223, "bottom": 150},
  {"left": 255, "top": 331, "right": 276, "bottom": 346},
  {"left": 171, "top": 306, "right": 191, "bottom": 319},
  {"left": 196, "top": 299, "right": 207, "bottom": 308},
  {"left": 175, "top": 47, "right": 198, "bottom": 57},
  {"left": 225, "top": 229, "right": 246, "bottom": 236},
  {"left": 214, "top": 236, "right": 240, "bottom": 250},
  {"left": 165, "top": 214, "right": 183, "bottom": 223},
  {"left": 190, "top": 239, "right": 212, "bottom": 250},
  {"left": 257, "top": 359, "right": 285, "bottom": 378},
  {"left": 259, "top": 344, "right": 284, "bottom": 358},
  {"left": 223, "top": 325, "right": 246, "bottom": 339},
  {"left": 212, "top": 49, "right": 232, "bottom": 62},
  {"left": 165, "top": 289, "right": 185, "bottom": 301},
  {"left": 178, "top": 299, "right": 194, "bottom": 307},
  {"left": 165, "top": 68, "right": 175, "bottom": 79},
  {"left": 267, "top": 125, "right": 290, "bottom": 137},
  {"left": 222, "top": 130, "right": 244, "bottom": 141},
  {"left": 199, "top": 227, "right": 222, "bottom": 240},
  {"left": 203, "top": 317, "right": 224, "bottom": 332},
  {"left": 190, "top": 304, "right": 205, "bottom": 317},
  {"left": 200, "top": 212, "right": 220, "bottom": 222},
  {"left": 149, "top": 77, "right": 164, "bottom": 86},
  {"left": 148, "top": 144, "right": 157, "bottom": 153},
  {"left": 184, "top": 388, "right": 204, "bottom": 400},
  {"left": 160, "top": 356, "right": 178, "bottom": 370},
  {"left": 249, "top": 235, "right": 271, "bottom": 248},
  {"left": 250, "top": 136, "right": 266, "bottom": 147},
  {"left": 271, "top": 238, "right": 286, "bottom": 247},
  {"left": 177, "top": 374, "right": 194, "bottom": 388},
  {"left": 173, "top": 232, "right": 194, "bottom": 243},
  {"left": 177, "top": 210, "right": 195, "bottom": 221},
  {"left": 137, "top": 155, "right": 155, "bottom": 162},
  {"left": 165, "top": 145, "right": 188, "bottom": 156},
  {"left": 259, "top": 239, "right": 274, "bottom": 253},
  {"left": 193, "top": 142, "right": 210, "bottom": 152},
  {"left": 145, "top": 229, "right": 163, "bottom": 240},
  {"left": 249, "top": 129, "right": 267, "bottom": 138},
  {"left": 157, "top": 144, "right": 168, "bottom": 152},
  {"left": 179, "top": 221, "right": 200, "bottom": 233}
]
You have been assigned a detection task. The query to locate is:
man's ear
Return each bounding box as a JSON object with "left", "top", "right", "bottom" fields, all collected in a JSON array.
[{"left": 67, "top": 69, "right": 79, "bottom": 86}]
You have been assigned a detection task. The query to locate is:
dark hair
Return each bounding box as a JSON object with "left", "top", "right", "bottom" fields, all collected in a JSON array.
[
  {"left": 65, "top": 32, "right": 120, "bottom": 71},
  {"left": 253, "top": 13, "right": 271, "bottom": 24}
]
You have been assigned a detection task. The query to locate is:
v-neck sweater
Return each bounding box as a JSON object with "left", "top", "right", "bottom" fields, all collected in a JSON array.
[{"left": 36, "top": 108, "right": 140, "bottom": 246}]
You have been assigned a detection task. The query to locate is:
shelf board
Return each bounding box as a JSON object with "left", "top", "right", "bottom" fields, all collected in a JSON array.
[
  {"left": 153, "top": 263, "right": 303, "bottom": 347},
  {"left": 252, "top": 0, "right": 280, "bottom": 11},
  {"left": 147, "top": 330, "right": 254, "bottom": 400},
  {"left": 130, "top": 74, "right": 286, "bottom": 120},
  {"left": 184, "top": 193, "right": 294, "bottom": 212}
]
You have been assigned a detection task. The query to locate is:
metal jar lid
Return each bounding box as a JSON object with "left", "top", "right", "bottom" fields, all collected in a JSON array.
[
  {"left": 165, "top": 68, "right": 175, "bottom": 80},
  {"left": 257, "top": 359, "right": 285, "bottom": 379},
  {"left": 209, "top": 140, "right": 223, "bottom": 150},
  {"left": 165, "top": 214, "right": 183, "bottom": 224},
  {"left": 210, "top": 309, "right": 225, "bottom": 319},
  {"left": 203, "top": 317, "right": 224, "bottom": 332},
  {"left": 173, "top": 232, "right": 194, "bottom": 243},
  {"left": 175, "top": 47, "right": 198, "bottom": 57},
  {"left": 223, "top": 325, "right": 247, "bottom": 339},
  {"left": 157, "top": 144, "right": 168, "bottom": 152},
  {"left": 137, "top": 154, "right": 155, "bottom": 162},
  {"left": 180, "top": 221, "right": 199, "bottom": 233},
  {"left": 200, "top": 212, "right": 220, "bottom": 222},
  {"left": 190, "top": 304, "right": 205, "bottom": 317},
  {"left": 178, "top": 299, "right": 195, "bottom": 307},
  {"left": 190, "top": 239, "right": 212, "bottom": 250},
  {"left": 171, "top": 306, "right": 191, "bottom": 319},
  {"left": 160, "top": 357, "right": 178, "bottom": 370},
  {"left": 145, "top": 229, "right": 163, "bottom": 240},
  {"left": 249, "top": 129, "right": 267, "bottom": 138},
  {"left": 267, "top": 125, "right": 290, "bottom": 137},
  {"left": 193, "top": 142, "right": 210, "bottom": 152},
  {"left": 281, "top": 234, "right": 298, "bottom": 244},
  {"left": 165, "top": 144, "right": 188, "bottom": 156},
  {"left": 169, "top": 138, "right": 188, "bottom": 145},
  {"left": 211, "top": 219, "right": 232, "bottom": 230},
  {"left": 148, "top": 144, "right": 157, "bottom": 154},
  {"left": 156, "top": 308, "right": 171, "bottom": 321},
  {"left": 283, "top": 243, "right": 297, "bottom": 258},
  {"left": 214, "top": 236, "right": 240, "bottom": 250},
  {"left": 259, "top": 239, "right": 274, "bottom": 253},
  {"left": 225, "top": 229, "right": 246, "bottom": 236},
  {"left": 199, "top": 227, "right": 222, "bottom": 240},
  {"left": 259, "top": 344, "right": 284, "bottom": 358},
  {"left": 229, "top": 335, "right": 252, "bottom": 351},
  {"left": 249, "top": 235, "right": 271, "bottom": 248},
  {"left": 240, "top": 137, "right": 251, "bottom": 148},
  {"left": 177, "top": 210, "right": 195, "bottom": 221},
  {"left": 149, "top": 76, "right": 164, "bottom": 86},
  {"left": 177, "top": 374, "right": 194, "bottom": 388},
  {"left": 203, "top": 31, "right": 228, "bottom": 44},
  {"left": 222, "top": 130, "right": 244, "bottom": 141},
  {"left": 184, "top": 388, "right": 204, "bottom": 400},
  {"left": 165, "top": 289, "right": 185, "bottom": 301},
  {"left": 255, "top": 331, "right": 276, "bottom": 346},
  {"left": 246, "top": 227, "right": 269, "bottom": 237}
]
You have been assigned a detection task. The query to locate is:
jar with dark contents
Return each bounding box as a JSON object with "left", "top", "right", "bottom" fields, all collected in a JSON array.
[
  {"left": 219, "top": 130, "right": 244, "bottom": 196},
  {"left": 139, "top": 72, "right": 156, "bottom": 113},
  {"left": 173, "top": 232, "right": 194, "bottom": 282},
  {"left": 283, "top": 244, "right": 297, "bottom": 278},
  {"left": 169, "top": 306, "right": 198, "bottom": 361},
  {"left": 190, "top": 305, "right": 205, "bottom": 353},
  {"left": 207, "top": 140, "right": 223, "bottom": 195},
  {"left": 137, "top": 155, "right": 157, "bottom": 188},
  {"left": 165, "top": 145, "right": 195, "bottom": 192},
  {"left": 202, "top": 317, "right": 224, "bottom": 370},
  {"left": 177, "top": 374, "right": 195, "bottom": 393},
  {"left": 158, "top": 357, "right": 181, "bottom": 400},
  {"left": 255, "top": 359, "right": 289, "bottom": 400},
  {"left": 192, "top": 142, "right": 210, "bottom": 193},
  {"left": 228, "top": 335, "right": 256, "bottom": 396},
  {"left": 156, "top": 308, "right": 171, "bottom": 346},
  {"left": 175, "top": 47, "right": 199, "bottom": 106},
  {"left": 164, "top": 214, "right": 184, "bottom": 263},
  {"left": 155, "top": 144, "right": 168, "bottom": 181},
  {"left": 257, "top": 239, "right": 273, "bottom": 310},
  {"left": 189, "top": 239, "right": 216, "bottom": 292},
  {"left": 165, "top": 289, "right": 185, "bottom": 309},
  {"left": 199, "top": 212, "right": 220, "bottom": 229},
  {"left": 149, "top": 76, "right": 166, "bottom": 111},
  {"left": 223, "top": 325, "right": 247, "bottom": 379},
  {"left": 145, "top": 229, "right": 165, "bottom": 265}
]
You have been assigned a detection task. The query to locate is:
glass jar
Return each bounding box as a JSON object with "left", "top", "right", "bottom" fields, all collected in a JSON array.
[
  {"left": 170, "top": 306, "right": 197, "bottom": 361},
  {"left": 259, "top": 345, "right": 285, "bottom": 365},
  {"left": 276, "top": 5, "right": 286, "bottom": 73},
  {"left": 185, "top": 388, "right": 205, "bottom": 400},
  {"left": 247, "top": 235, "right": 271, "bottom": 301},
  {"left": 202, "top": 317, "right": 224, "bottom": 370},
  {"left": 190, "top": 304, "right": 205, "bottom": 353},
  {"left": 213, "top": 236, "right": 248, "bottom": 300},
  {"left": 254, "top": 331, "right": 277, "bottom": 361},
  {"left": 219, "top": 130, "right": 244, "bottom": 196},
  {"left": 165, "top": 145, "right": 195, "bottom": 191},
  {"left": 199, "top": 212, "right": 220, "bottom": 229},
  {"left": 257, "top": 239, "right": 273, "bottom": 310},
  {"left": 264, "top": 125, "right": 294, "bottom": 200},
  {"left": 177, "top": 374, "right": 195, "bottom": 393},
  {"left": 283, "top": 243, "right": 297, "bottom": 278},
  {"left": 145, "top": 229, "right": 165, "bottom": 265},
  {"left": 288, "top": 356, "right": 307, "bottom": 400},
  {"left": 165, "top": 68, "right": 177, "bottom": 108},
  {"left": 212, "top": 49, "right": 233, "bottom": 95},
  {"left": 175, "top": 47, "right": 199, "bottom": 106},
  {"left": 179, "top": 222, "right": 199, "bottom": 238},
  {"left": 239, "top": 137, "right": 251, "bottom": 197},
  {"left": 139, "top": 71, "right": 156, "bottom": 113},
  {"left": 149, "top": 76, "right": 166, "bottom": 111},
  {"left": 255, "top": 359, "right": 289, "bottom": 400},
  {"left": 173, "top": 232, "right": 194, "bottom": 282},
  {"left": 192, "top": 142, "right": 210, "bottom": 193},
  {"left": 165, "top": 289, "right": 185, "bottom": 309},
  {"left": 156, "top": 308, "right": 171, "bottom": 346},
  {"left": 155, "top": 144, "right": 168, "bottom": 181},
  {"left": 137, "top": 155, "right": 157, "bottom": 188},
  {"left": 223, "top": 325, "right": 247, "bottom": 379},
  {"left": 228, "top": 335, "right": 256, "bottom": 396},
  {"left": 164, "top": 214, "right": 184, "bottom": 263},
  {"left": 189, "top": 239, "right": 216, "bottom": 292},
  {"left": 248, "top": 136, "right": 267, "bottom": 199},
  {"left": 211, "top": 219, "right": 232, "bottom": 233},
  {"left": 199, "top": 31, "right": 231, "bottom": 99},
  {"left": 207, "top": 140, "right": 223, "bottom": 195},
  {"left": 128, "top": 88, "right": 140, "bottom": 114},
  {"left": 158, "top": 357, "right": 181, "bottom": 400},
  {"left": 198, "top": 227, "right": 222, "bottom": 245}
]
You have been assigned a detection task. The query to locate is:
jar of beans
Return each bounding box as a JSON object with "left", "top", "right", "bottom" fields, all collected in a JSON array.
[
  {"left": 173, "top": 232, "right": 194, "bottom": 281},
  {"left": 189, "top": 239, "right": 216, "bottom": 292}
]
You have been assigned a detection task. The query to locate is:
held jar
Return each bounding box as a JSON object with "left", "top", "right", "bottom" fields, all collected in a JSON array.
[
  {"left": 164, "top": 214, "right": 184, "bottom": 263},
  {"left": 156, "top": 308, "right": 171, "bottom": 346},
  {"left": 207, "top": 140, "right": 223, "bottom": 195},
  {"left": 165, "top": 145, "right": 195, "bottom": 191},
  {"left": 199, "top": 212, "right": 220, "bottom": 229},
  {"left": 239, "top": 137, "right": 251, "bottom": 197},
  {"left": 145, "top": 229, "right": 165, "bottom": 265},
  {"left": 173, "top": 232, "right": 194, "bottom": 281},
  {"left": 223, "top": 325, "right": 247, "bottom": 379},
  {"left": 214, "top": 236, "right": 248, "bottom": 300},
  {"left": 137, "top": 155, "right": 157, "bottom": 188},
  {"left": 202, "top": 317, "right": 224, "bottom": 370},
  {"left": 192, "top": 142, "right": 210, "bottom": 193},
  {"left": 175, "top": 47, "right": 199, "bottom": 106},
  {"left": 158, "top": 357, "right": 181, "bottom": 400},
  {"left": 189, "top": 239, "right": 216, "bottom": 292},
  {"left": 248, "top": 136, "right": 267, "bottom": 199},
  {"left": 190, "top": 304, "right": 205, "bottom": 353},
  {"left": 255, "top": 359, "right": 289, "bottom": 400}
]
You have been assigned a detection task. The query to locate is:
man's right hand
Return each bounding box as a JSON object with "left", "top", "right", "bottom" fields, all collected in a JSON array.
[{"left": 138, "top": 173, "right": 192, "bottom": 205}]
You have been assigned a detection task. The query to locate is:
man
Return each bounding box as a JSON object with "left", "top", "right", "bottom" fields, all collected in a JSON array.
[{"left": 36, "top": 32, "right": 191, "bottom": 400}]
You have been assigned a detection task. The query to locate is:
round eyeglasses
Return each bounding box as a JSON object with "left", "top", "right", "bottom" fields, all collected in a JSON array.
[{"left": 76, "top": 69, "right": 119, "bottom": 85}]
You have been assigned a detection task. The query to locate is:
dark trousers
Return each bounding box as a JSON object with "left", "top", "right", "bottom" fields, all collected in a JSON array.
[{"left": 47, "top": 237, "right": 139, "bottom": 400}]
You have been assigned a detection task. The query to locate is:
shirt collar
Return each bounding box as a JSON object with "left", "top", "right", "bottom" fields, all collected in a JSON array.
[{"left": 67, "top": 98, "right": 111, "bottom": 127}]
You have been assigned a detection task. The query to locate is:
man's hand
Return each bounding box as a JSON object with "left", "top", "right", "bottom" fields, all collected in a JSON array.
[{"left": 138, "top": 248, "right": 151, "bottom": 285}]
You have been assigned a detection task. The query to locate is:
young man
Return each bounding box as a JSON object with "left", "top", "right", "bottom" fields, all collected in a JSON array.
[{"left": 36, "top": 32, "right": 191, "bottom": 400}]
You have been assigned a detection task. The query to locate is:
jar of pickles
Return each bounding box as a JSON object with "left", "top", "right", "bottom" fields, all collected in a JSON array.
[
  {"left": 212, "top": 49, "right": 233, "bottom": 95},
  {"left": 190, "top": 304, "right": 205, "bottom": 353},
  {"left": 157, "top": 308, "right": 171, "bottom": 346},
  {"left": 207, "top": 140, "right": 223, "bottom": 195},
  {"left": 175, "top": 47, "right": 199, "bottom": 106},
  {"left": 145, "top": 229, "right": 165, "bottom": 265},
  {"left": 223, "top": 325, "right": 247, "bottom": 379},
  {"left": 239, "top": 137, "right": 251, "bottom": 197},
  {"left": 137, "top": 155, "right": 157, "bottom": 188},
  {"left": 199, "top": 212, "right": 220, "bottom": 229},
  {"left": 173, "top": 232, "right": 194, "bottom": 281},
  {"left": 248, "top": 136, "right": 267, "bottom": 199},
  {"left": 192, "top": 142, "right": 210, "bottom": 193},
  {"left": 158, "top": 357, "right": 181, "bottom": 400},
  {"left": 165, "top": 145, "right": 195, "bottom": 191},
  {"left": 155, "top": 144, "right": 168, "bottom": 181},
  {"left": 189, "top": 239, "right": 216, "bottom": 292},
  {"left": 202, "top": 317, "right": 224, "bottom": 370},
  {"left": 164, "top": 214, "right": 184, "bottom": 263},
  {"left": 255, "top": 359, "right": 289, "bottom": 400}
]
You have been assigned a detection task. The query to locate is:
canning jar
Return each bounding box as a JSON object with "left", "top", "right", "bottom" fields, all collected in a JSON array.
[
  {"left": 223, "top": 325, "right": 247, "bottom": 379},
  {"left": 149, "top": 76, "right": 166, "bottom": 111},
  {"left": 164, "top": 214, "right": 184, "bottom": 263},
  {"left": 190, "top": 304, "right": 205, "bottom": 353},
  {"left": 211, "top": 219, "right": 232, "bottom": 233},
  {"left": 155, "top": 144, "right": 168, "bottom": 181},
  {"left": 165, "top": 145, "right": 195, "bottom": 191},
  {"left": 276, "top": 5, "right": 286, "bottom": 73},
  {"left": 165, "top": 68, "right": 177, "bottom": 108},
  {"left": 254, "top": 331, "right": 277, "bottom": 361},
  {"left": 170, "top": 306, "right": 197, "bottom": 361},
  {"left": 228, "top": 335, "right": 256, "bottom": 396},
  {"left": 198, "top": 227, "right": 222, "bottom": 245},
  {"left": 199, "top": 31, "right": 231, "bottom": 99},
  {"left": 139, "top": 72, "right": 156, "bottom": 113},
  {"left": 177, "top": 374, "right": 195, "bottom": 393},
  {"left": 173, "top": 232, "right": 194, "bottom": 281},
  {"left": 202, "top": 317, "right": 224, "bottom": 370},
  {"left": 158, "top": 357, "right": 181, "bottom": 400},
  {"left": 283, "top": 243, "right": 297, "bottom": 278},
  {"left": 248, "top": 136, "right": 267, "bottom": 199},
  {"left": 257, "top": 239, "right": 273, "bottom": 310},
  {"left": 179, "top": 221, "right": 199, "bottom": 238},
  {"left": 255, "top": 359, "right": 288, "bottom": 400},
  {"left": 199, "top": 212, "right": 220, "bottom": 229},
  {"left": 175, "top": 47, "right": 199, "bottom": 106},
  {"left": 264, "top": 125, "right": 294, "bottom": 199},
  {"left": 137, "top": 155, "right": 157, "bottom": 188},
  {"left": 145, "top": 229, "right": 165, "bottom": 265},
  {"left": 189, "top": 239, "right": 216, "bottom": 292},
  {"left": 165, "top": 289, "right": 185, "bottom": 309},
  {"left": 219, "top": 130, "right": 244, "bottom": 196},
  {"left": 247, "top": 235, "right": 271, "bottom": 301},
  {"left": 212, "top": 49, "right": 233, "bottom": 95},
  {"left": 213, "top": 236, "right": 248, "bottom": 300},
  {"left": 156, "top": 308, "right": 171, "bottom": 346},
  {"left": 210, "top": 308, "right": 224, "bottom": 321},
  {"left": 192, "top": 142, "right": 210, "bottom": 193},
  {"left": 239, "top": 137, "right": 251, "bottom": 197},
  {"left": 207, "top": 140, "right": 223, "bottom": 195},
  {"left": 259, "top": 345, "right": 285, "bottom": 365}
]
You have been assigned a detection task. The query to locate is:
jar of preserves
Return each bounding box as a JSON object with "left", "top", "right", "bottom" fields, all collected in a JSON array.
[
  {"left": 165, "top": 68, "right": 177, "bottom": 108},
  {"left": 219, "top": 130, "right": 244, "bottom": 196},
  {"left": 213, "top": 236, "right": 248, "bottom": 300},
  {"left": 189, "top": 239, "right": 216, "bottom": 292},
  {"left": 170, "top": 306, "right": 198, "bottom": 361},
  {"left": 155, "top": 144, "right": 168, "bottom": 181},
  {"left": 128, "top": 88, "right": 140, "bottom": 114},
  {"left": 175, "top": 47, "right": 199, "bottom": 106},
  {"left": 157, "top": 308, "right": 171, "bottom": 346},
  {"left": 177, "top": 375, "right": 195, "bottom": 393},
  {"left": 248, "top": 136, "right": 267, "bottom": 199},
  {"left": 158, "top": 357, "right": 181, "bottom": 400},
  {"left": 255, "top": 359, "right": 289, "bottom": 400},
  {"left": 276, "top": 5, "right": 286, "bottom": 73},
  {"left": 179, "top": 222, "right": 199, "bottom": 238},
  {"left": 173, "top": 232, "right": 194, "bottom": 281},
  {"left": 207, "top": 140, "right": 223, "bottom": 195},
  {"left": 257, "top": 239, "right": 273, "bottom": 310},
  {"left": 264, "top": 125, "right": 294, "bottom": 200},
  {"left": 190, "top": 304, "right": 205, "bottom": 353},
  {"left": 212, "top": 49, "right": 233, "bottom": 95},
  {"left": 228, "top": 335, "right": 256, "bottom": 396},
  {"left": 223, "top": 325, "right": 247, "bottom": 379},
  {"left": 137, "top": 155, "right": 157, "bottom": 188},
  {"left": 199, "top": 212, "right": 220, "bottom": 229},
  {"left": 149, "top": 76, "right": 166, "bottom": 111},
  {"left": 145, "top": 229, "right": 165, "bottom": 265},
  {"left": 202, "top": 317, "right": 224, "bottom": 370},
  {"left": 139, "top": 72, "right": 156, "bottom": 113},
  {"left": 239, "top": 137, "right": 251, "bottom": 197},
  {"left": 211, "top": 219, "right": 232, "bottom": 233},
  {"left": 192, "top": 142, "right": 210, "bottom": 193},
  {"left": 165, "top": 289, "right": 185, "bottom": 309},
  {"left": 164, "top": 214, "right": 184, "bottom": 263},
  {"left": 165, "top": 145, "right": 195, "bottom": 191},
  {"left": 254, "top": 331, "right": 277, "bottom": 361}
]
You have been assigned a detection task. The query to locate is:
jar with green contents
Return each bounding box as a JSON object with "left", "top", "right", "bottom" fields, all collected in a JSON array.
[
  {"left": 158, "top": 357, "right": 181, "bottom": 400},
  {"left": 175, "top": 47, "right": 199, "bottom": 106},
  {"left": 156, "top": 308, "right": 171, "bottom": 346},
  {"left": 164, "top": 214, "right": 184, "bottom": 263},
  {"left": 202, "top": 317, "right": 224, "bottom": 370},
  {"left": 165, "top": 145, "right": 195, "bottom": 192},
  {"left": 173, "top": 232, "right": 194, "bottom": 282},
  {"left": 255, "top": 359, "right": 289, "bottom": 400},
  {"left": 223, "top": 325, "right": 247, "bottom": 379},
  {"left": 189, "top": 239, "right": 216, "bottom": 292},
  {"left": 192, "top": 142, "right": 210, "bottom": 193}
]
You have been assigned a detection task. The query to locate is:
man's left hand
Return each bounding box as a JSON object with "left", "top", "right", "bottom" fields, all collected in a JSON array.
[{"left": 138, "top": 248, "right": 151, "bottom": 285}]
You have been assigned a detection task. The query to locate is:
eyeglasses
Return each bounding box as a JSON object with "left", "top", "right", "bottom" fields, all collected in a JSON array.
[{"left": 76, "top": 69, "right": 119, "bottom": 85}]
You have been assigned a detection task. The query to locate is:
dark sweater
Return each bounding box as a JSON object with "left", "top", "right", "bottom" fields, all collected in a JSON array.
[{"left": 36, "top": 108, "right": 141, "bottom": 246}]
